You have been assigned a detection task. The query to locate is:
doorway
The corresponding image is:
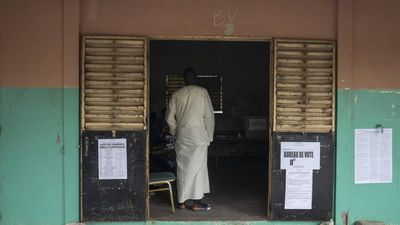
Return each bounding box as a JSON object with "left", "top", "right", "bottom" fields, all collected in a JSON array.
[
  {"left": 148, "top": 40, "right": 271, "bottom": 220},
  {"left": 79, "top": 36, "right": 336, "bottom": 222}
]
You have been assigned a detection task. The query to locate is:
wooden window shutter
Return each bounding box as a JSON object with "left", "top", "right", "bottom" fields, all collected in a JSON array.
[
  {"left": 273, "top": 39, "right": 336, "bottom": 133},
  {"left": 166, "top": 75, "right": 223, "bottom": 112},
  {"left": 81, "top": 36, "right": 148, "bottom": 131}
]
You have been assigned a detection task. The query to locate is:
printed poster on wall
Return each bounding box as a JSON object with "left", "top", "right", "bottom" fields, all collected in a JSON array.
[
  {"left": 98, "top": 139, "right": 128, "bottom": 180},
  {"left": 355, "top": 128, "right": 392, "bottom": 184},
  {"left": 284, "top": 170, "right": 313, "bottom": 209},
  {"left": 280, "top": 142, "right": 320, "bottom": 170},
  {"left": 281, "top": 142, "right": 319, "bottom": 210}
]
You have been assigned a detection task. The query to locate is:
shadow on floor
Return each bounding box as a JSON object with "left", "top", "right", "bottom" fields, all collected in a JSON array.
[{"left": 149, "top": 156, "right": 268, "bottom": 221}]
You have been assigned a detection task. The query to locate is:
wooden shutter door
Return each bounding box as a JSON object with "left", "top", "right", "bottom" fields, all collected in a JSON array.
[
  {"left": 273, "top": 39, "right": 335, "bottom": 132},
  {"left": 269, "top": 39, "right": 336, "bottom": 220},
  {"left": 80, "top": 36, "right": 148, "bottom": 221}
]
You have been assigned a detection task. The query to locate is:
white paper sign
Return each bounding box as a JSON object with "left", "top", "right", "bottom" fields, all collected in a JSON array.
[
  {"left": 355, "top": 129, "right": 392, "bottom": 184},
  {"left": 98, "top": 139, "right": 128, "bottom": 180},
  {"left": 280, "top": 142, "right": 320, "bottom": 170},
  {"left": 284, "top": 170, "right": 313, "bottom": 209}
]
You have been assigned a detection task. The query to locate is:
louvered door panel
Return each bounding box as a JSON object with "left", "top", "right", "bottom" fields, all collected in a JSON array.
[
  {"left": 269, "top": 39, "right": 335, "bottom": 221},
  {"left": 80, "top": 36, "right": 148, "bottom": 222},
  {"left": 273, "top": 39, "right": 336, "bottom": 133},
  {"left": 81, "top": 36, "right": 147, "bottom": 131}
]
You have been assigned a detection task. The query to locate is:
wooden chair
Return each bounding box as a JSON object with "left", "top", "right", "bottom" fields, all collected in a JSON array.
[{"left": 149, "top": 172, "right": 176, "bottom": 213}]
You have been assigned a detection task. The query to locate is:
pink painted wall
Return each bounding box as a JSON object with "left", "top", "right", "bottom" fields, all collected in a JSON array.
[
  {"left": 1, "top": 0, "right": 337, "bottom": 88},
  {"left": 352, "top": 0, "right": 400, "bottom": 89},
  {"left": 1, "top": 0, "right": 400, "bottom": 89},
  {"left": 80, "top": 0, "right": 337, "bottom": 39},
  {"left": 337, "top": 0, "right": 400, "bottom": 89},
  {"left": 0, "top": 0, "right": 64, "bottom": 87},
  {"left": 337, "top": 0, "right": 353, "bottom": 89}
]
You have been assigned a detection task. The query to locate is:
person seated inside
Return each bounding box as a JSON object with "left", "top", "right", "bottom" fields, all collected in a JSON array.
[{"left": 149, "top": 108, "right": 175, "bottom": 173}]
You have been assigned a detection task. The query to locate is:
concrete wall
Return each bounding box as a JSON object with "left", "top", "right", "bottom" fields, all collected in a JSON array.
[
  {"left": 1, "top": 0, "right": 400, "bottom": 224},
  {"left": 0, "top": 1, "right": 79, "bottom": 224},
  {"left": 80, "top": 0, "right": 337, "bottom": 39},
  {"left": 336, "top": 0, "right": 400, "bottom": 223},
  {"left": 338, "top": 0, "right": 400, "bottom": 90}
]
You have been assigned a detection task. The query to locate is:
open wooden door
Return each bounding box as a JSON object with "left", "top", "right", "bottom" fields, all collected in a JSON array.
[
  {"left": 268, "top": 39, "right": 336, "bottom": 220},
  {"left": 80, "top": 36, "right": 148, "bottom": 221}
]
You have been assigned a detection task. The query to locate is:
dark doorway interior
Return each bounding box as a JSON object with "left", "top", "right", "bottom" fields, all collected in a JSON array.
[{"left": 149, "top": 40, "right": 270, "bottom": 221}]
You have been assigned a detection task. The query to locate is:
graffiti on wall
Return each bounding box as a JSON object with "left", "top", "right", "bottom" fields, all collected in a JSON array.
[{"left": 213, "top": 9, "right": 239, "bottom": 35}]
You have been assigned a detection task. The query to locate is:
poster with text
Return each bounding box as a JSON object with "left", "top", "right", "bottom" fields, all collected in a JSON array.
[
  {"left": 281, "top": 142, "right": 320, "bottom": 170},
  {"left": 355, "top": 129, "right": 392, "bottom": 184},
  {"left": 284, "top": 170, "right": 313, "bottom": 209},
  {"left": 98, "top": 138, "right": 128, "bottom": 180}
]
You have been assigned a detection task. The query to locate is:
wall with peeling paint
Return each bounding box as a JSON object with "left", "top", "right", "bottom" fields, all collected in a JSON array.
[{"left": 1, "top": 0, "right": 400, "bottom": 225}]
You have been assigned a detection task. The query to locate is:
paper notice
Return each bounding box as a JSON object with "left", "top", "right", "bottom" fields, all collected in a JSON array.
[
  {"left": 355, "top": 129, "right": 392, "bottom": 184},
  {"left": 284, "top": 170, "right": 313, "bottom": 209},
  {"left": 98, "top": 139, "right": 128, "bottom": 180},
  {"left": 281, "top": 142, "right": 320, "bottom": 170}
]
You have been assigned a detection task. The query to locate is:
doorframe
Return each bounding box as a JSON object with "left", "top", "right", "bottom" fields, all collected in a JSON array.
[{"left": 146, "top": 36, "right": 274, "bottom": 220}]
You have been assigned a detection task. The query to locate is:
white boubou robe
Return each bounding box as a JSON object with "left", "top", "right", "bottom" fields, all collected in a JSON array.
[{"left": 166, "top": 85, "right": 215, "bottom": 203}]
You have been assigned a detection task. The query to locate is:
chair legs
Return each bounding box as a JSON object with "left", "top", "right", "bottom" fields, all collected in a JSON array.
[
  {"left": 149, "top": 180, "right": 175, "bottom": 214},
  {"left": 166, "top": 181, "right": 175, "bottom": 213}
]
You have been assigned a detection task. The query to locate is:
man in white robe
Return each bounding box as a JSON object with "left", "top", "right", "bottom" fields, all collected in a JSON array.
[{"left": 166, "top": 67, "right": 215, "bottom": 211}]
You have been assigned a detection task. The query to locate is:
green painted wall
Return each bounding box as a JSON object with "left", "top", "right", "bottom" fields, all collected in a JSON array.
[
  {"left": 1, "top": 88, "right": 400, "bottom": 224},
  {"left": 0, "top": 88, "right": 79, "bottom": 225},
  {"left": 0, "top": 88, "right": 65, "bottom": 225},
  {"left": 336, "top": 89, "right": 400, "bottom": 224},
  {"left": 62, "top": 88, "right": 80, "bottom": 224}
]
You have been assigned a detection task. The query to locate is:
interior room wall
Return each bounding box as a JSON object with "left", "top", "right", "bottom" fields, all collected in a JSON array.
[{"left": 150, "top": 41, "right": 269, "bottom": 133}]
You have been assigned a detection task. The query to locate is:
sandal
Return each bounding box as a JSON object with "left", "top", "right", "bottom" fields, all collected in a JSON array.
[
  {"left": 192, "top": 203, "right": 211, "bottom": 211},
  {"left": 177, "top": 203, "right": 186, "bottom": 209}
]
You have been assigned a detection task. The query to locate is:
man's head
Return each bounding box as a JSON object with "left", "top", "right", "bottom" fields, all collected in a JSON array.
[{"left": 183, "top": 67, "right": 197, "bottom": 85}]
